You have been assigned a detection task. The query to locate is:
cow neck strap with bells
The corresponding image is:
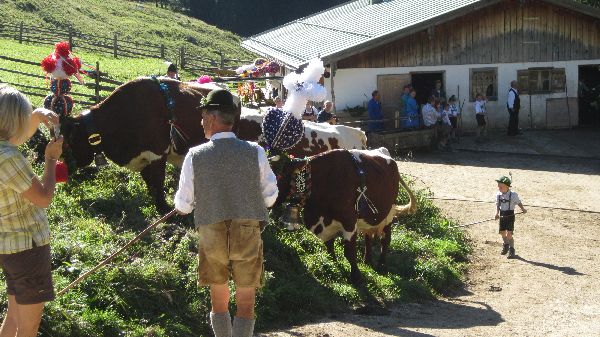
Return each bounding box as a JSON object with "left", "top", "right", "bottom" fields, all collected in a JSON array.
[
  {"left": 150, "top": 76, "right": 190, "bottom": 154},
  {"left": 348, "top": 151, "right": 378, "bottom": 216},
  {"left": 288, "top": 158, "right": 311, "bottom": 209}
]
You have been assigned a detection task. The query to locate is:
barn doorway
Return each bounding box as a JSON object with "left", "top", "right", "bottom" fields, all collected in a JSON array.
[
  {"left": 411, "top": 71, "right": 445, "bottom": 106},
  {"left": 579, "top": 65, "right": 600, "bottom": 127}
]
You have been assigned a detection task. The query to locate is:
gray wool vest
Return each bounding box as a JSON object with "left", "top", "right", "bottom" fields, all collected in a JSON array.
[{"left": 190, "top": 137, "right": 268, "bottom": 227}]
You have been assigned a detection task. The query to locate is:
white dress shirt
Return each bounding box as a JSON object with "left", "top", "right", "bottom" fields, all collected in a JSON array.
[
  {"left": 422, "top": 103, "right": 440, "bottom": 127},
  {"left": 475, "top": 100, "right": 487, "bottom": 114},
  {"left": 174, "top": 132, "right": 278, "bottom": 214},
  {"left": 507, "top": 88, "right": 518, "bottom": 109}
]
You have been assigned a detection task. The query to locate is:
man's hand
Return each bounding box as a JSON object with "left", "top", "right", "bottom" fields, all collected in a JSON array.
[{"left": 494, "top": 213, "right": 500, "bottom": 220}]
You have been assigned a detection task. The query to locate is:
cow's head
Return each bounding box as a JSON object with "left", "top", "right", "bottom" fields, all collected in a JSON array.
[
  {"left": 269, "top": 153, "right": 311, "bottom": 230},
  {"left": 60, "top": 114, "right": 95, "bottom": 169}
]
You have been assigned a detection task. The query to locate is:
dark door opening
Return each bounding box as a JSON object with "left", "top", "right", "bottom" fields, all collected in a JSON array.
[
  {"left": 578, "top": 65, "right": 600, "bottom": 127},
  {"left": 411, "top": 72, "right": 445, "bottom": 106}
]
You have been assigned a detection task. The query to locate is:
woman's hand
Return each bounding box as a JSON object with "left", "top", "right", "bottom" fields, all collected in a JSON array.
[
  {"left": 32, "top": 108, "right": 59, "bottom": 130},
  {"left": 45, "top": 136, "right": 63, "bottom": 161}
]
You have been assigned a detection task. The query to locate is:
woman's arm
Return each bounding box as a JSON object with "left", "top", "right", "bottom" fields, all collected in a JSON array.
[
  {"left": 20, "top": 137, "right": 63, "bottom": 208},
  {"left": 24, "top": 108, "right": 59, "bottom": 140}
]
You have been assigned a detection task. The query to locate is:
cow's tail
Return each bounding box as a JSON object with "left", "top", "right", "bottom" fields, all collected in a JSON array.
[{"left": 395, "top": 176, "right": 417, "bottom": 216}]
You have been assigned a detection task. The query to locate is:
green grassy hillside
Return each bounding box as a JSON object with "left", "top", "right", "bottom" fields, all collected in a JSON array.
[
  {"left": 0, "top": 38, "right": 200, "bottom": 108},
  {"left": 0, "top": 0, "right": 254, "bottom": 61}
]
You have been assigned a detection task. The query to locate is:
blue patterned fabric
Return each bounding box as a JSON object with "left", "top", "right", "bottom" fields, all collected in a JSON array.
[{"left": 262, "top": 107, "right": 304, "bottom": 151}]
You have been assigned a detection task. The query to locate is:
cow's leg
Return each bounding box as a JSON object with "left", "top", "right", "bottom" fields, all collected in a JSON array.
[
  {"left": 325, "top": 238, "right": 336, "bottom": 260},
  {"left": 376, "top": 225, "right": 393, "bottom": 273},
  {"left": 140, "top": 156, "right": 169, "bottom": 214},
  {"left": 343, "top": 232, "right": 362, "bottom": 285},
  {"left": 364, "top": 233, "right": 374, "bottom": 267}
]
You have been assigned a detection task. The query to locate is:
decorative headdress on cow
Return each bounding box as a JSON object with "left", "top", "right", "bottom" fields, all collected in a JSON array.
[
  {"left": 41, "top": 41, "right": 84, "bottom": 84},
  {"left": 262, "top": 58, "right": 327, "bottom": 151},
  {"left": 236, "top": 58, "right": 281, "bottom": 79}
]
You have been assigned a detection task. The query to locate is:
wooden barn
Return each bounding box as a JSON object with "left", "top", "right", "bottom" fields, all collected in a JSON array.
[{"left": 242, "top": 0, "right": 600, "bottom": 130}]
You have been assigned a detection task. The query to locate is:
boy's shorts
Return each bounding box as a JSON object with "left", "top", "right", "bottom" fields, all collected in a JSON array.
[
  {"left": 0, "top": 244, "right": 56, "bottom": 304},
  {"left": 476, "top": 114, "right": 486, "bottom": 126},
  {"left": 197, "top": 219, "right": 263, "bottom": 288},
  {"left": 499, "top": 210, "right": 515, "bottom": 232}
]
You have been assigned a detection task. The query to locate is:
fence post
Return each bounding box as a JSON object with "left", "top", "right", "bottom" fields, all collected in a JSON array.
[
  {"left": 180, "top": 46, "right": 185, "bottom": 69},
  {"left": 19, "top": 22, "right": 24, "bottom": 44},
  {"left": 95, "top": 61, "right": 101, "bottom": 103},
  {"left": 160, "top": 44, "right": 165, "bottom": 59},
  {"left": 68, "top": 27, "right": 74, "bottom": 49},
  {"left": 219, "top": 50, "right": 224, "bottom": 69},
  {"left": 113, "top": 33, "right": 118, "bottom": 58}
]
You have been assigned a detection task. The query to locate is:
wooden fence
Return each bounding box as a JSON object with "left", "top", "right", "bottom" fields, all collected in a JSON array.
[
  {"left": 0, "top": 21, "right": 252, "bottom": 76},
  {"left": 0, "top": 55, "right": 123, "bottom": 108}
]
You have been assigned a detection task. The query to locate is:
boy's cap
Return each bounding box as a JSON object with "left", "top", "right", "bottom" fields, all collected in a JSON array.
[{"left": 496, "top": 176, "right": 511, "bottom": 186}]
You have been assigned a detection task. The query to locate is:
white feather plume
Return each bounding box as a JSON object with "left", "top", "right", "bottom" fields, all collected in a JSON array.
[{"left": 282, "top": 58, "right": 327, "bottom": 119}]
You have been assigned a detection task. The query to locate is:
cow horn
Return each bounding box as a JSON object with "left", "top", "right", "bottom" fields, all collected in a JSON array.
[{"left": 269, "top": 155, "right": 281, "bottom": 162}]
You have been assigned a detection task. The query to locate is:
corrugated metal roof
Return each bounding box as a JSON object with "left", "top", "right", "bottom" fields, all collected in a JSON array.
[
  {"left": 242, "top": 0, "right": 486, "bottom": 68},
  {"left": 241, "top": 0, "right": 600, "bottom": 69}
]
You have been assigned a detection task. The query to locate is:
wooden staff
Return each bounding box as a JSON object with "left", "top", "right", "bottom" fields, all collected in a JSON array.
[
  {"left": 449, "top": 212, "right": 524, "bottom": 229},
  {"left": 57, "top": 209, "right": 177, "bottom": 297}
]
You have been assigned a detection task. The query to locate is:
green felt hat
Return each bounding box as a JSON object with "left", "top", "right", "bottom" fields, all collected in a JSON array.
[{"left": 495, "top": 176, "right": 511, "bottom": 187}]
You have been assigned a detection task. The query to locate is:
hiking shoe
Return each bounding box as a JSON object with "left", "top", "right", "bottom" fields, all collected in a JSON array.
[
  {"left": 507, "top": 247, "right": 516, "bottom": 259},
  {"left": 501, "top": 244, "right": 509, "bottom": 255}
]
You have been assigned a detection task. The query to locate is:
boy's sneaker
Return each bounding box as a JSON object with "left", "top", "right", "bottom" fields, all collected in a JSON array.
[
  {"left": 507, "top": 247, "right": 516, "bottom": 259},
  {"left": 500, "top": 244, "right": 510, "bottom": 255}
]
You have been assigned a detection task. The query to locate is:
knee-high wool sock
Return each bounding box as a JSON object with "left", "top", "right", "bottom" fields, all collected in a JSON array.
[{"left": 210, "top": 312, "right": 232, "bottom": 337}]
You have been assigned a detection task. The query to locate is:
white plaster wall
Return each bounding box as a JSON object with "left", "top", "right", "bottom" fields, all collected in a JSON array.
[{"left": 328, "top": 60, "right": 600, "bottom": 130}]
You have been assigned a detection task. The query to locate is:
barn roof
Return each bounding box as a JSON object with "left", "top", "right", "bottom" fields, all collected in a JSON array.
[{"left": 241, "top": 0, "right": 600, "bottom": 69}]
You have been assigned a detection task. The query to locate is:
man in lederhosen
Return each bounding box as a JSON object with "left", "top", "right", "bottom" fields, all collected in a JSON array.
[
  {"left": 174, "top": 89, "right": 278, "bottom": 337},
  {"left": 507, "top": 81, "right": 521, "bottom": 136}
]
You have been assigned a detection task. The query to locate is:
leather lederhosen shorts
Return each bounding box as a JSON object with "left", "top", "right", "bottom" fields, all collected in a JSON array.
[
  {"left": 499, "top": 210, "right": 516, "bottom": 232},
  {"left": 197, "top": 219, "right": 263, "bottom": 288}
]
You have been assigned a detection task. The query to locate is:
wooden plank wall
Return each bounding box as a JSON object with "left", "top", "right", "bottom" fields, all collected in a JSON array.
[{"left": 337, "top": 0, "right": 600, "bottom": 69}]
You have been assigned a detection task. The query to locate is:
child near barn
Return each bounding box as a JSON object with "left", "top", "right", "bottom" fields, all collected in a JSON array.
[
  {"left": 495, "top": 176, "right": 527, "bottom": 259},
  {"left": 474, "top": 93, "right": 488, "bottom": 143}
]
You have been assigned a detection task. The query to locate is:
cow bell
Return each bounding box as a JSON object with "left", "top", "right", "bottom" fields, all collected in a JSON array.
[
  {"left": 94, "top": 152, "right": 109, "bottom": 167},
  {"left": 282, "top": 203, "right": 302, "bottom": 231}
]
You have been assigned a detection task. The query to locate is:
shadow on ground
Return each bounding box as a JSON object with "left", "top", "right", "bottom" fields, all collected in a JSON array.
[{"left": 514, "top": 256, "right": 586, "bottom": 276}]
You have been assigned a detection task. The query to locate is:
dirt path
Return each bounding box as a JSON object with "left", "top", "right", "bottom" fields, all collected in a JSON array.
[{"left": 258, "top": 151, "right": 600, "bottom": 337}]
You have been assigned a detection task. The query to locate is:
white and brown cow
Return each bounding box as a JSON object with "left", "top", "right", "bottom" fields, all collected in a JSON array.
[
  {"left": 237, "top": 109, "right": 367, "bottom": 157},
  {"left": 270, "top": 148, "right": 416, "bottom": 284}
]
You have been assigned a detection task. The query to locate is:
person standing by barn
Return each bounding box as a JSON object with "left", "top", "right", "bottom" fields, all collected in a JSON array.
[
  {"left": 174, "top": 89, "right": 278, "bottom": 337},
  {"left": 367, "top": 90, "right": 384, "bottom": 132},
  {"left": 507, "top": 80, "right": 521, "bottom": 136},
  {"left": 0, "top": 85, "right": 62, "bottom": 337},
  {"left": 474, "top": 93, "right": 488, "bottom": 142}
]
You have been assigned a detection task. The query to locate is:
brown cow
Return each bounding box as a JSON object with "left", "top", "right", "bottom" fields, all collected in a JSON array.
[
  {"left": 270, "top": 148, "right": 416, "bottom": 284},
  {"left": 61, "top": 77, "right": 226, "bottom": 213}
]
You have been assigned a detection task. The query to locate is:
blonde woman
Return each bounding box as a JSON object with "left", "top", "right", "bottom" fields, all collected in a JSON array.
[{"left": 0, "top": 85, "right": 61, "bottom": 337}]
